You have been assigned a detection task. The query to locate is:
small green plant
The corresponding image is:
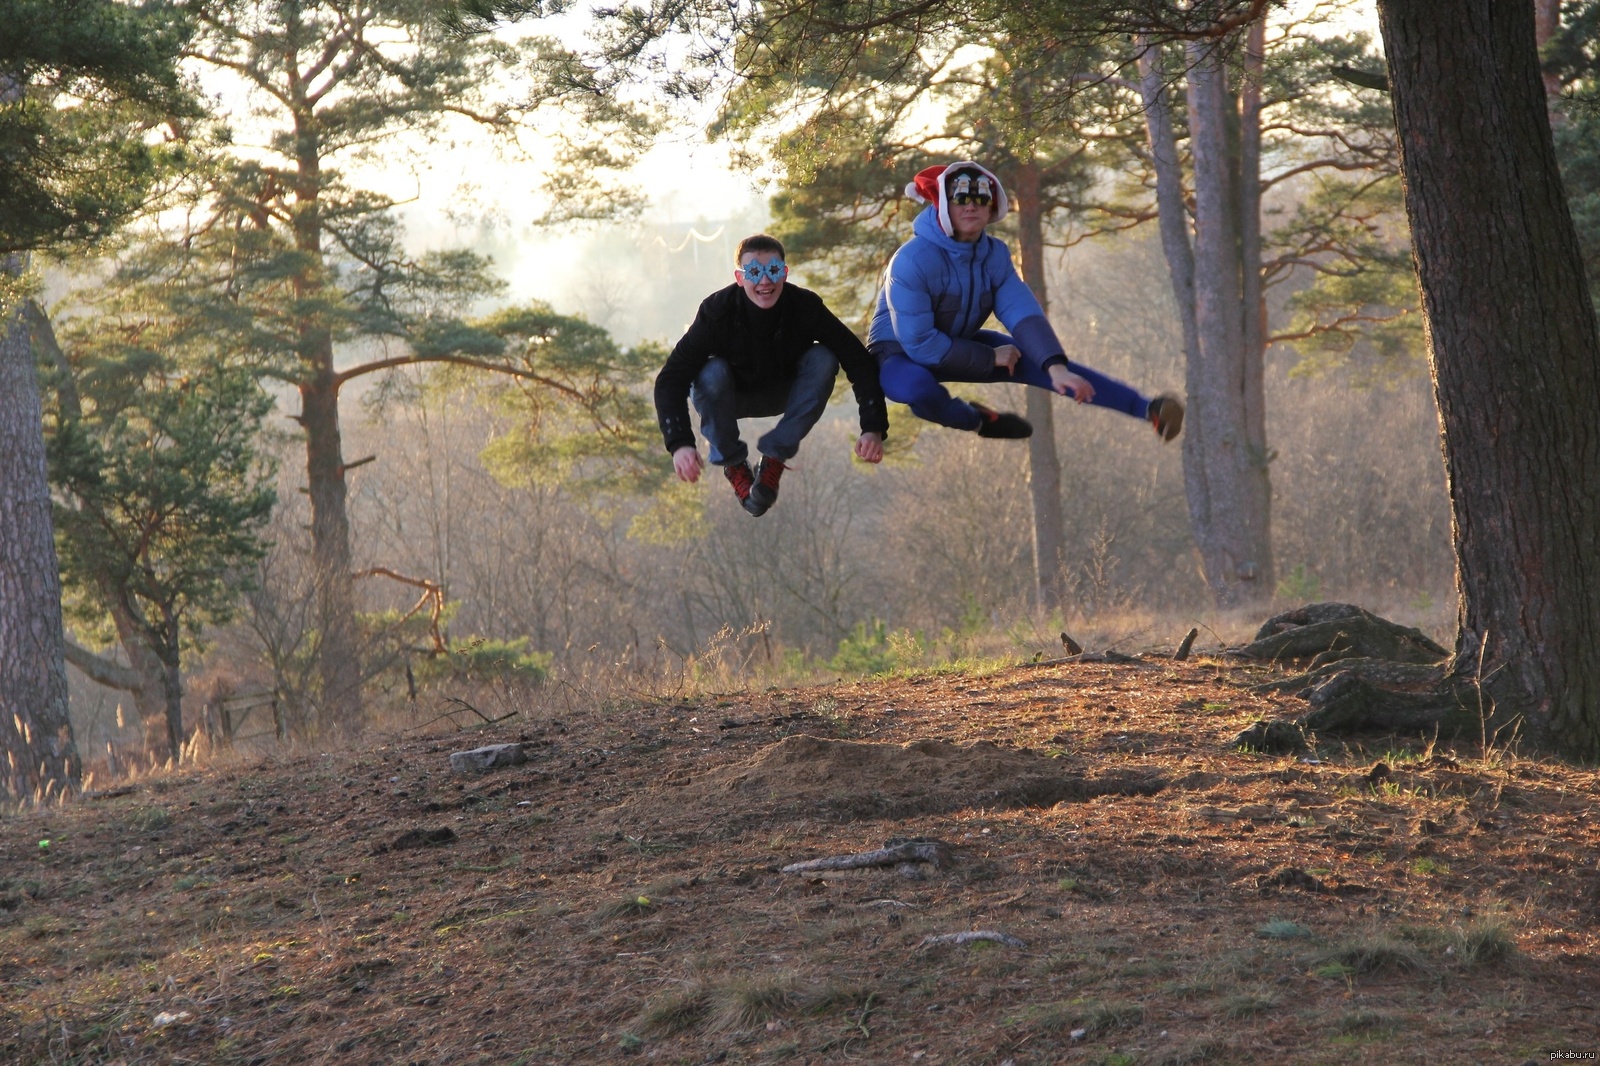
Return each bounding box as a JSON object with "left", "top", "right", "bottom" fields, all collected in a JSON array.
[
  {"left": 1450, "top": 922, "right": 1516, "bottom": 967},
  {"left": 1256, "top": 919, "right": 1312, "bottom": 940},
  {"left": 636, "top": 986, "right": 709, "bottom": 1035},
  {"left": 1313, "top": 934, "right": 1429, "bottom": 977},
  {"left": 1410, "top": 857, "right": 1447, "bottom": 876},
  {"left": 125, "top": 806, "right": 171, "bottom": 832},
  {"left": 597, "top": 894, "right": 656, "bottom": 920},
  {"left": 1275, "top": 563, "right": 1322, "bottom": 601},
  {"left": 829, "top": 621, "right": 897, "bottom": 675},
  {"left": 412, "top": 638, "right": 549, "bottom": 685},
  {"left": 1221, "top": 991, "right": 1279, "bottom": 1019},
  {"left": 710, "top": 974, "right": 798, "bottom": 1032}
]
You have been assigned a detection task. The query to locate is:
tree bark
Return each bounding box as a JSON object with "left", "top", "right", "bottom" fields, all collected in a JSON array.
[
  {"left": 1183, "top": 39, "right": 1274, "bottom": 606},
  {"left": 1377, "top": 0, "right": 1600, "bottom": 758},
  {"left": 291, "top": 103, "right": 364, "bottom": 734},
  {"left": 109, "top": 601, "right": 175, "bottom": 759},
  {"left": 1014, "top": 159, "right": 1068, "bottom": 611},
  {"left": 1238, "top": 18, "right": 1272, "bottom": 590},
  {"left": 0, "top": 274, "right": 80, "bottom": 801}
]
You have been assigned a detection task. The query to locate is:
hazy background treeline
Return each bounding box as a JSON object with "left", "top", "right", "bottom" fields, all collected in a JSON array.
[{"left": 63, "top": 213, "right": 1453, "bottom": 766}]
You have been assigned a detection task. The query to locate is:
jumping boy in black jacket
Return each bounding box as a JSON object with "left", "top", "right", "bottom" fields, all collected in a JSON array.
[{"left": 654, "top": 234, "right": 888, "bottom": 517}]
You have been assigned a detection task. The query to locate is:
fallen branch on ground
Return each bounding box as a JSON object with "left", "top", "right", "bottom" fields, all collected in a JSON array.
[
  {"left": 780, "top": 840, "right": 951, "bottom": 875},
  {"left": 918, "top": 930, "right": 1026, "bottom": 949}
]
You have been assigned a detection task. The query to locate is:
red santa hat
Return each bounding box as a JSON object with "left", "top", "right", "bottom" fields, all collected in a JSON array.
[{"left": 904, "top": 161, "right": 1010, "bottom": 237}]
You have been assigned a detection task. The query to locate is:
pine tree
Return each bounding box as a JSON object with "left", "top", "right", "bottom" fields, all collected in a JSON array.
[
  {"left": 168, "top": 0, "right": 652, "bottom": 732},
  {"left": 0, "top": 0, "right": 191, "bottom": 800}
]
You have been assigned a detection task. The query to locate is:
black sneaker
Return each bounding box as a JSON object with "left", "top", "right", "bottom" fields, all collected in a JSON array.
[
  {"left": 972, "top": 401, "right": 1033, "bottom": 439},
  {"left": 1148, "top": 394, "right": 1184, "bottom": 442},
  {"left": 744, "top": 457, "right": 786, "bottom": 516},
  {"left": 724, "top": 461, "right": 755, "bottom": 504}
]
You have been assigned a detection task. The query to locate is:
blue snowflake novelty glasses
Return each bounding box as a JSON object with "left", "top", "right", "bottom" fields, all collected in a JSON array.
[
  {"left": 741, "top": 258, "right": 788, "bottom": 283},
  {"left": 948, "top": 171, "right": 994, "bottom": 207}
]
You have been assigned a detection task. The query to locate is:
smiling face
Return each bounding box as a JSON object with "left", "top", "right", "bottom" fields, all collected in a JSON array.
[{"left": 735, "top": 251, "right": 787, "bottom": 309}]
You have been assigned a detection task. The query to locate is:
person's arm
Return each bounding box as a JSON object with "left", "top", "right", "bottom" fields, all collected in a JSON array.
[
  {"left": 653, "top": 302, "right": 716, "bottom": 456},
  {"left": 810, "top": 297, "right": 889, "bottom": 442},
  {"left": 884, "top": 250, "right": 997, "bottom": 376},
  {"left": 988, "top": 243, "right": 1093, "bottom": 400}
]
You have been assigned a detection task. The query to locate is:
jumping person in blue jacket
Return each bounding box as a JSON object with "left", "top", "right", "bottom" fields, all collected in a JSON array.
[{"left": 868, "top": 160, "right": 1183, "bottom": 442}]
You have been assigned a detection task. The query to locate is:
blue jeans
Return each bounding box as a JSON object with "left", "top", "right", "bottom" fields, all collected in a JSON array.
[
  {"left": 690, "top": 344, "right": 840, "bottom": 466},
  {"left": 879, "top": 329, "right": 1149, "bottom": 431}
]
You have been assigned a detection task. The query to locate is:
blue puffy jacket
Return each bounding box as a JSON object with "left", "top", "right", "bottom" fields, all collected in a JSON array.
[{"left": 867, "top": 205, "right": 1065, "bottom": 376}]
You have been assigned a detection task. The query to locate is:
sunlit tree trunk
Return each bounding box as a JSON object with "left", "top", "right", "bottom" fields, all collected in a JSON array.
[
  {"left": 1182, "top": 39, "right": 1274, "bottom": 606},
  {"left": 1378, "top": 0, "right": 1600, "bottom": 757},
  {"left": 0, "top": 269, "right": 79, "bottom": 800},
  {"left": 1014, "top": 159, "right": 1068, "bottom": 611}
]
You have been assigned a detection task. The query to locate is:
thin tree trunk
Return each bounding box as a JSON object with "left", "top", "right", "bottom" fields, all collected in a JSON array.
[
  {"left": 0, "top": 270, "right": 79, "bottom": 801},
  {"left": 301, "top": 370, "right": 363, "bottom": 732},
  {"left": 292, "top": 105, "right": 364, "bottom": 733},
  {"left": 1377, "top": 0, "right": 1600, "bottom": 758},
  {"left": 109, "top": 601, "right": 175, "bottom": 760},
  {"left": 1184, "top": 39, "right": 1273, "bottom": 606},
  {"left": 1238, "top": 18, "right": 1273, "bottom": 596},
  {"left": 161, "top": 649, "right": 184, "bottom": 762},
  {"left": 1014, "top": 159, "right": 1068, "bottom": 611}
]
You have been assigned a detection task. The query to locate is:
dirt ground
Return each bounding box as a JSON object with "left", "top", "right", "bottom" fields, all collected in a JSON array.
[{"left": 3, "top": 654, "right": 1598, "bottom": 1065}]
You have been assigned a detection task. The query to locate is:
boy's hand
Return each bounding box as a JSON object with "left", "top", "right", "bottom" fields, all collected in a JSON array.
[
  {"left": 993, "top": 344, "right": 1021, "bottom": 375},
  {"left": 672, "top": 446, "right": 704, "bottom": 482},
  {"left": 855, "top": 432, "right": 884, "bottom": 464},
  {"left": 1049, "top": 363, "right": 1095, "bottom": 403}
]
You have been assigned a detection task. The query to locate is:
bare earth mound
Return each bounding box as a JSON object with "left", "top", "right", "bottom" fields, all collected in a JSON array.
[{"left": 615, "top": 734, "right": 1167, "bottom": 829}]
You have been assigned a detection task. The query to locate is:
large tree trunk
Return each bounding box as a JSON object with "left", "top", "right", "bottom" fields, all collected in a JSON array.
[
  {"left": 0, "top": 280, "right": 80, "bottom": 801},
  {"left": 1534, "top": 0, "right": 1561, "bottom": 103},
  {"left": 1014, "top": 160, "right": 1068, "bottom": 611},
  {"left": 1377, "top": 0, "right": 1600, "bottom": 758},
  {"left": 1183, "top": 40, "right": 1274, "bottom": 606}
]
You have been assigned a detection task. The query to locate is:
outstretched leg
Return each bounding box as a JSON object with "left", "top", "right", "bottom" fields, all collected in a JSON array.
[{"left": 974, "top": 329, "right": 1151, "bottom": 419}]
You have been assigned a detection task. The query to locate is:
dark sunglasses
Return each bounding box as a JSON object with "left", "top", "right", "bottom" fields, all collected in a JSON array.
[{"left": 741, "top": 259, "right": 788, "bottom": 283}]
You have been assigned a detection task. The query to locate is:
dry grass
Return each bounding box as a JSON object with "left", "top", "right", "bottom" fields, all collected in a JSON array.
[{"left": 4, "top": 652, "right": 1597, "bottom": 1064}]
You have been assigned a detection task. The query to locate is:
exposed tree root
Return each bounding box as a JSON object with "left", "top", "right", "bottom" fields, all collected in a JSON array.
[
  {"left": 1301, "top": 671, "right": 1497, "bottom": 740},
  {"left": 1231, "top": 603, "right": 1448, "bottom": 667},
  {"left": 1231, "top": 604, "right": 1511, "bottom": 742}
]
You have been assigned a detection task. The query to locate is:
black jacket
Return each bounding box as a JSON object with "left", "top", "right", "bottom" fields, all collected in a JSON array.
[{"left": 654, "top": 283, "right": 889, "bottom": 455}]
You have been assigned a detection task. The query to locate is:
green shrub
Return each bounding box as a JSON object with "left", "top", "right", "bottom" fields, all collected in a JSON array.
[{"left": 413, "top": 638, "right": 549, "bottom": 685}]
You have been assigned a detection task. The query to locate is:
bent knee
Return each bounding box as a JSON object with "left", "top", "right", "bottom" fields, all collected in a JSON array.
[{"left": 693, "top": 358, "right": 735, "bottom": 395}]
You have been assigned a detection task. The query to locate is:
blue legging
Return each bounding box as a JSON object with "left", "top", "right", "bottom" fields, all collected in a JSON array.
[{"left": 879, "top": 329, "right": 1149, "bottom": 431}]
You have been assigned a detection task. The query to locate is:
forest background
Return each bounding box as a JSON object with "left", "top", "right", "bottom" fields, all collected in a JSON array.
[{"left": 13, "top": 0, "right": 1599, "bottom": 781}]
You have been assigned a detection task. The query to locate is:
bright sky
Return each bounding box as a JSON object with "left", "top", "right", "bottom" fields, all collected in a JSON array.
[{"left": 193, "top": 0, "right": 1381, "bottom": 342}]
